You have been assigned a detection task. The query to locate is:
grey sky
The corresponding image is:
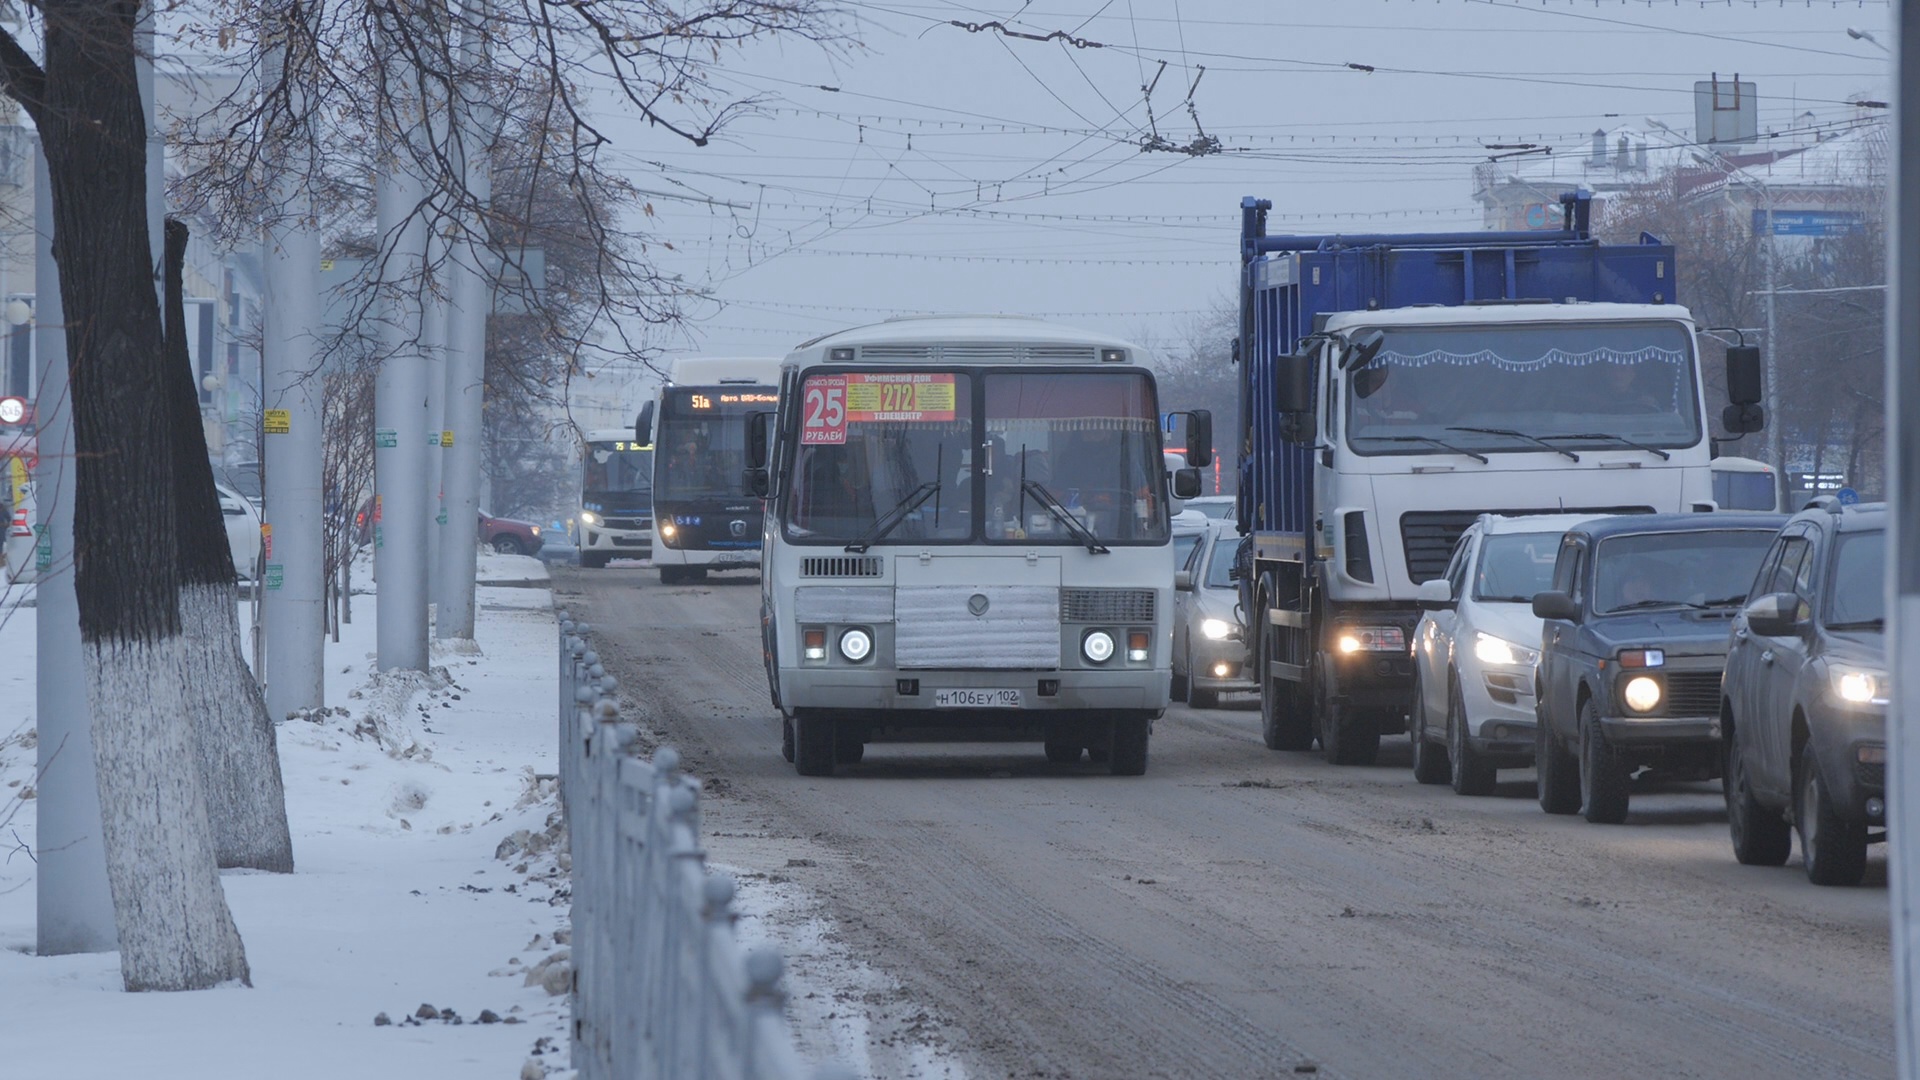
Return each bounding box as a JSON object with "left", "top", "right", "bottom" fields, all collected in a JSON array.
[{"left": 587, "top": 0, "right": 1892, "bottom": 368}]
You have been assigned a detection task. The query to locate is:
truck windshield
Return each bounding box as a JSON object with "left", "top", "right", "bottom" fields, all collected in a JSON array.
[
  {"left": 584, "top": 441, "right": 652, "bottom": 495},
  {"left": 655, "top": 387, "right": 777, "bottom": 501},
  {"left": 783, "top": 368, "right": 1168, "bottom": 546},
  {"left": 1346, "top": 321, "right": 1700, "bottom": 455},
  {"left": 1592, "top": 529, "right": 1776, "bottom": 613}
]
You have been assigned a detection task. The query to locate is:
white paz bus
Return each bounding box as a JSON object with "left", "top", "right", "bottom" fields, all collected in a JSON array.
[{"left": 749, "top": 315, "right": 1211, "bottom": 777}]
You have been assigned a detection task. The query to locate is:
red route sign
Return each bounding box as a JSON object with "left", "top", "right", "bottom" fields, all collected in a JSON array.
[{"left": 800, "top": 373, "right": 957, "bottom": 446}]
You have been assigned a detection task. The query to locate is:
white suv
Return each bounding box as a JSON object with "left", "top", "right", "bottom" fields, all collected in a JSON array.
[{"left": 1410, "top": 513, "right": 1606, "bottom": 795}]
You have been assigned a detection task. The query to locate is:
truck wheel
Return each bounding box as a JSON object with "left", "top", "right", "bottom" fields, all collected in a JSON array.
[
  {"left": 1796, "top": 744, "right": 1868, "bottom": 886},
  {"left": 1536, "top": 708, "right": 1580, "bottom": 815},
  {"left": 1578, "top": 699, "right": 1630, "bottom": 824},
  {"left": 1258, "top": 617, "right": 1313, "bottom": 751},
  {"left": 1107, "top": 715, "right": 1149, "bottom": 776},
  {"left": 1318, "top": 661, "right": 1379, "bottom": 767},
  {"left": 781, "top": 717, "right": 795, "bottom": 763},
  {"left": 1725, "top": 720, "right": 1790, "bottom": 866},
  {"left": 580, "top": 553, "right": 609, "bottom": 569},
  {"left": 793, "top": 711, "right": 836, "bottom": 777},
  {"left": 1409, "top": 669, "right": 1450, "bottom": 785},
  {"left": 1447, "top": 679, "right": 1497, "bottom": 796}
]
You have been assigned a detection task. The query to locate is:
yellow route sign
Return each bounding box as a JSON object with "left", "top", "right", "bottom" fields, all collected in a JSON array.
[{"left": 264, "top": 409, "right": 291, "bottom": 435}]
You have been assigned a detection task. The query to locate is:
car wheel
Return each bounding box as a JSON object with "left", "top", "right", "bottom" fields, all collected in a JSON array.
[
  {"left": 1448, "top": 677, "right": 1497, "bottom": 796},
  {"left": 1725, "top": 718, "right": 1791, "bottom": 866},
  {"left": 491, "top": 536, "right": 523, "bottom": 555},
  {"left": 1259, "top": 615, "right": 1313, "bottom": 751},
  {"left": 1578, "top": 698, "right": 1630, "bottom": 824},
  {"left": 1536, "top": 705, "right": 1580, "bottom": 815},
  {"left": 1796, "top": 744, "right": 1868, "bottom": 886},
  {"left": 1107, "top": 715, "right": 1150, "bottom": 776},
  {"left": 1319, "top": 659, "right": 1379, "bottom": 767},
  {"left": 781, "top": 717, "right": 795, "bottom": 763},
  {"left": 793, "top": 711, "right": 836, "bottom": 777},
  {"left": 1409, "top": 669, "right": 1450, "bottom": 785}
]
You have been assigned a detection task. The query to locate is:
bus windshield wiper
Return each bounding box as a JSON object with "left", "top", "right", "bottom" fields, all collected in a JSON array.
[
  {"left": 1022, "top": 479, "right": 1109, "bottom": 554},
  {"left": 1446, "top": 426, "right": 1579, "bottom": 461},
  {"left": 1351, "top": 434, "right": 1488, "bottom": 464},
  {"left": 844, "top": 482, "right": 940, "bottom": 553},
  {"left": 1540, "top": 432, "right": 1671, "bottom": 461}
]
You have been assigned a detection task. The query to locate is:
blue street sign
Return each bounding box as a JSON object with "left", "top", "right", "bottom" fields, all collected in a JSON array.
[{"left": 1837, "top": 487, "right": 1860, "bottom": 506}]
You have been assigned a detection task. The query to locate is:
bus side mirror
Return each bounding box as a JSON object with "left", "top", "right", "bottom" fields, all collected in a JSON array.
[
  {"left": 743, "top": 411, "right": 771, "bottom": 497},
  {"left": 1177, "top": 409, "right": 1213, "bottom": 468},
  {"left": 1722, "top": 346, "right": 1765, "bottom": 434},
  {"left": 634, "top": 400, "right": 654, "bottom": 447}
]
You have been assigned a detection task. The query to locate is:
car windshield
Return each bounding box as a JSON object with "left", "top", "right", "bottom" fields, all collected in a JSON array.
[
  {"left": 783, "top": 369, "right": 1168, "bottom": 546},
  {"left": 1472, "top": 531, "right": 1562, "bottom": 602},
  {"left": 1825, "top": 530, "right": 1885, "bottom": 628},
  {"left": 1592, "top": 530, "right": 1778, "bottom": 613},
  {"left": 1205, "top": 535, "right": 1238, "bottom": 589},
  {"left": 585, "top": 441, "right": 653, "bottom": 496},
  {"left": 654, "top": 386, "right": 777, "bottom": 502},
  {"left": 1346, "top": 321, "right": 1700, "bottom": 455},
  {"left": 1188, "top": 499, "right": 1234, "bottom": 519}
]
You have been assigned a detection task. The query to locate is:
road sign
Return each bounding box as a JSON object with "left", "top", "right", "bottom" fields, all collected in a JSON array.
[
  {"left": 264, "top": 409, "right": 291, "bottom": 435},
  {"left": 0, "top": 397, "right": 28, "bottom": 425},
  {"left": 1837, "top": 487, "right": 1861, "bottom": 506}
]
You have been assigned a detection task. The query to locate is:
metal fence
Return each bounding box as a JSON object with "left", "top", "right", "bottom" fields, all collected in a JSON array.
[{"left": 557, "top": 612, "right": 852, "bottom": 1080}]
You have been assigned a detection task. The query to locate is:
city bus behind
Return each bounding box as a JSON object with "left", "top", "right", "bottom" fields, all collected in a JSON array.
[
  {"left": 577, "top": 429, "right": 653, "bottom": 568},
  {"left": 642, "top": 357, "right": 783, "bottom": 585}
]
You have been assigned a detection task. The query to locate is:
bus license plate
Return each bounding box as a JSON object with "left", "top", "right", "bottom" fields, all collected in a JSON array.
[{"left": 934, "top": 688, "right": 1021, "bottom": 708}]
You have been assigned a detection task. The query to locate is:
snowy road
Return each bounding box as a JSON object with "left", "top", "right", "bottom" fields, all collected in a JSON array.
[{"left": 559, "top": 565, "right": 1894, "bottom": 1080}]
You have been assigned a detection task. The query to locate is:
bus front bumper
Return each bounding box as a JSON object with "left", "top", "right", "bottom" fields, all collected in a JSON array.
[{"left": 779, "top": 666, "right": 1169, "bottom": 716}]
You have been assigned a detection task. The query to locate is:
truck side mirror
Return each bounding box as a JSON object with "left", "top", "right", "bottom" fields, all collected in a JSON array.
[
  {"left": 1531, "top": 591, "right": 1580, "bottom": 622},
  {"left": 1721, "top": 346, "right": 1766, "bottom": 435},
  {"left": 634, "top": 400, "right": 654, "bottom": 447},
  {"left": 1184, "top": 410, "right": 1213, "bottom": 469},
  {"left": 1347, "top": 329, "right": 1385, "bottom": 370},
  {"left": 1275, "top": 350, "right": 1312, "bottom": 414},
  {"left": 1172, "top": 467, "right": 1201, "bottom": 499}
]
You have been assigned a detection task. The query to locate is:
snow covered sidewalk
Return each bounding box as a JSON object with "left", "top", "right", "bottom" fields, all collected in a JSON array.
[{"left": 0, "top": 556, "right": 574, "bottom": 1080}]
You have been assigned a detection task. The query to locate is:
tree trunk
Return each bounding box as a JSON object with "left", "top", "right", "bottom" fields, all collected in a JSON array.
[
  {"left": 164, "top": 218, "right": 295, "bottom": 873},
  {"left": 40, "top": 0, "right": 249, "bottom": 990}
]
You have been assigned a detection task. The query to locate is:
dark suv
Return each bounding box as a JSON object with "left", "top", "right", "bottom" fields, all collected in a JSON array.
[
  {"left": 1531, "top": 513, "right": 1785, "bottom": 824},
  {"left": 1721, "top": 499, "right": 1887, "bottom": 886}
]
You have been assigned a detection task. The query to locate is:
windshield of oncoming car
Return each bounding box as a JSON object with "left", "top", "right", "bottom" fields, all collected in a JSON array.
[
  {"left": 1472, "top": 531, "right": 1562, "bottom": 602},
  {"left": 1205, "top": 535, "right": 1239, "bottom": 589},
  {"left": 1825, "top": 530, "right": 1885, "bottom": 627},
  {"left": 584, "top": 442, "right": 652, "bottom": 495},
  {"left": 1592, "top": 530, "right": 1777, "bottom": 614},
  {"left": 1345, "top": 321, "right": 1699, "bottom": 454}
]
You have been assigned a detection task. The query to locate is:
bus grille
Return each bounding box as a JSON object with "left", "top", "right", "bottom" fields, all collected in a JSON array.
[
  {"left": 1060, "top": 587, "right": 1156, "bottom": 624},
  {"left": 800, "top": 555, "right": 883, "bottom": 578}
]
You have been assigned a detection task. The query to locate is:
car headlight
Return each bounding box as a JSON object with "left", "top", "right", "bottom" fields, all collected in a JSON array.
[
  {"left": 1472, "top": 632, "right": 1534, "bottom": 667},
  {"left": 1201, "top": 618, "right": 1233, "bottom": 641},
  {"left": 1831, "top": 668, "right": 1888, "bottom": 706},
  {"left": 839, "top": 628, "right": 873, "bottom": 663},
  {"left": 579, "top": 510, "right": 601, "bottom": 527},
  {"left": 1082, "top": 630, "right": 1115, "bottom": 664},
  {"left": 1622, "top": 675, "right": 1662, "bottom": 713},
  {"left": 530, "top": 525, "right": 541, "bottom": 536}
]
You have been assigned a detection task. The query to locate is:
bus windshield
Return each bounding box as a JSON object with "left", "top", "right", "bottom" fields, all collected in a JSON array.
[
  {"left": 783, "top": 368, "right": 1167, "bottom": 546},
  {"left": 1345, "top": 321, "right": 1700, "bottom": 455},
  {"left": 584, "top": 441, "right": 652, "bottom": 496},
  {"left": 655, "top": 386, "right": 777, "bottom": 502}
]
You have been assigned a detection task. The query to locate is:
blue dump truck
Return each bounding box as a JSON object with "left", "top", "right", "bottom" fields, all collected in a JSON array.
[{"left": 1235, "top": 191, "right": 1767, "bottom": 764}]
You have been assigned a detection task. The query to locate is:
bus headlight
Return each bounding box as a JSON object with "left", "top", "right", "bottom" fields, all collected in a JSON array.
[
  {"left": 659, "top": 521, "right": 678, "bottom": 540},
  {"left": 839, "top": 628, "right": 873, "bottom": 663},
  {"left": 579, "top": 510, "right": 601, "bottom": 527},
  {"left": 1622, "top": 676, "right": 1662, "bottom": 713},
  {"left": 1082, "top": 630, "right": 1115, "bottom": 664}
]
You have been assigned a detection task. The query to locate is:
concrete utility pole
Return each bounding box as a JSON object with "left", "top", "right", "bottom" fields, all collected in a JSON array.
[
  {"left": 422, "top": 238, "right": 447, "bottom": 602},
  {"left": 259, "top": 31, "right": 325, "bottom": 719},
  {"left": 436, "top": 0, "right": 494, "bottom": 642},
  {"left": 1887, "top": 11, "right": 1919, "bottom": 1075},
  {"left": 32, "top": 142, "right": 117, "bottom": 956},
  {"left": 372, "top": 13, "right": 431, "bottom": 672}
]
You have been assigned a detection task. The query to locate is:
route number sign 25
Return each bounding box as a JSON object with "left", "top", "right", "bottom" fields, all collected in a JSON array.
[{"left": 800, "top": 373, "right": 958, "bottom": 446}]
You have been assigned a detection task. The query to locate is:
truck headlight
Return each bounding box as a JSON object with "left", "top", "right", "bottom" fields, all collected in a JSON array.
[
  {"left": 1201, "top": 618, "right": 1233, "bottom": 641},
  {"left": 1336, "top": 626, "right": 1405, "bottom": 653},
  {"left": 579, "top": 510, "right": 601, "bottom": 527},
  {"left": 839, "top": 628, "right": 873, "bottom": 663},
  {"left": 1622, "top": 675, "right": 1662, "bottom": 713},
  {"left": 1832, "top": 668, "right": 1887, "bottom": 706},
  {"left": 1082, "top": 630, "right": 1115, "bottom": 664}
]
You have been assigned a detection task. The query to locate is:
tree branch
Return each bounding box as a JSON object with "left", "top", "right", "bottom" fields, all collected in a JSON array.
[{"left": 0, "top": 26, "right": 47, "bottom": 128}]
